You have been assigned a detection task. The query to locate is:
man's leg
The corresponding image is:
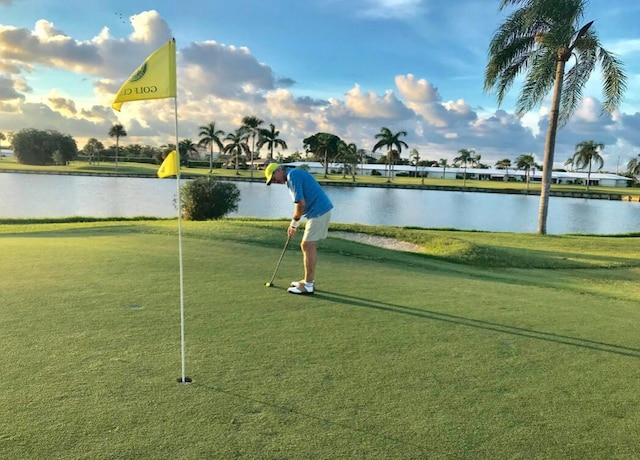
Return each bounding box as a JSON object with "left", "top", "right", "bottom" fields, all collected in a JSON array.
[{"left": 301, "top": 240, "right": 317, "bottom": 284}]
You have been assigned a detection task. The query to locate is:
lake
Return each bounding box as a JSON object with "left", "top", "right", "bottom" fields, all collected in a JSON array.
[{"left": 1, "top": 172, "right": 640, "bottom": 234}]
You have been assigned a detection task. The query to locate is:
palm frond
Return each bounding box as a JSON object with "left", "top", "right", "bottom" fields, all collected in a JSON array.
[
  {"left": 515, "top": 50, "right": 556, "bottom": 116},
  {"left": 597, "top": 48, "right": 627, "bottom": 113}
]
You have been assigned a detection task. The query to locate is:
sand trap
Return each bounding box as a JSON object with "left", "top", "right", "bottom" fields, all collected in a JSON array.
[{"left": 330, "top": 231, "right": 422, "bottom": 252}]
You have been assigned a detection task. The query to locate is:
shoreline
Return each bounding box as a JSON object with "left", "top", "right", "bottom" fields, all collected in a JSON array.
[{"left": 0, "top": 168, "right": 633, "bottom": 202}]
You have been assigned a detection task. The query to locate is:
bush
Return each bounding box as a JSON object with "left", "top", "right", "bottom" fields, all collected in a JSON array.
[{"left": 180, "top": 177, "right": 241, "bottom": 221}]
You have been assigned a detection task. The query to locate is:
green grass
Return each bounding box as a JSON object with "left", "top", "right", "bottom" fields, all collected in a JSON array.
[
  {"left": 1, "top": 220, "right": 639, "bottom": 458},
  {"left": 1, "top": 156, "right": 639, "bottom": 197}
]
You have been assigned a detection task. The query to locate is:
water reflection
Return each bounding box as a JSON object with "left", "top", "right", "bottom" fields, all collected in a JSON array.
[{"left": 1, "top": 172, "right": 640, "bottom": 235}]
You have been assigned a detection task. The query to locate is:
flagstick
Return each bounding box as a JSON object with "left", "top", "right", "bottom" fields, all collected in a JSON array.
[{"left": 174, "top": 96, "right": 191, "bottom": 384}]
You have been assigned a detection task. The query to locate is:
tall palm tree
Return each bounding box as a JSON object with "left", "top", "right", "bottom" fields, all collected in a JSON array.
[
  {"left": 495, "top": 158, "right": 512, "bottom": 181},
  {"left": 571, "top": 140, "right": 604, "bottom": 190},
  {"left": 241, "top": 115, "right": 264, "bottom": 179},
  {"left": 257, "top": 123, "right": 288, "bottom": 161},
  {"left": 453, "top": 148, "right": 476, "bottom": 187},
  {"left": 372, "top": 127, "right": 408, "bottom": 183},
  {"left": 197, "top": 122, "right": 225, "bottom": 174},
  {"left": 108, "top": 123, "right": 127, "bottom": 171},
  {"left": 485, "top": 0, "right": 626, "bottom": 234},
  {"left": 438, "top": 158, "right": 449, "bottom": 179},
  {"left": 515, "top": 153, "right": 536, "bottom": 191},
  {"left": 223, "top": 129, "right": 250, "bottom": 175}
]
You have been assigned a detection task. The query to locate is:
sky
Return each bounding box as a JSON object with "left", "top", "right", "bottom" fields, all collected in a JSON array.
[{"left": 1, "top": 0, "right": 640, "bottom": 171}]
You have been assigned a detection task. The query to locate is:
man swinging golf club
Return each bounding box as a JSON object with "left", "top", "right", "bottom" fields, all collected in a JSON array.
[{"left": 265, "top": 162, "right": 333, "bottom": 295}]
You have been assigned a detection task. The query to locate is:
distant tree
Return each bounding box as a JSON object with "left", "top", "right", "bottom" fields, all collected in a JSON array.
[
  {"left": 178, "top": 139, "right": 199, "bottom": 167},
  {"left": 12, "top": 129, "right": 78, "bottom": 165},
  {"left": 515, "top": 153, "right": 536, "bottom": 191},
  {"left": 410, "top": 148, "right": 425, "bottom": 184},
  {"left": 571, "top": 140, "right": 604, "bottom": 191},
  {"left": 564, "top": 156, "right": 575, "bottom": 171},
  {"left": 453, "top": 148, "right": 476, "bottom": 186},
  {"left": 257, "top": 123, "right": 288, "bottom": 161},
  {"left": 626, "top": 155, "right": 640, "bottom": 184},
  {"left": 108, "top": 123, "right": 127, "bottom": 170},
  {"left": 197, "top": 122, "right": 225, "bottom": 174},
  {"left": 241, "top": 115, "right": 264, "bottom": 178},
  {"left": 485, "top": 0, "right": 627, "bottom": 234},
  {"left": 372, "top": 127, "right": 408, "bottom": 183},
  {"left": 0, "top": 131, "right": 5, "bottom": 152},
  {"left": 438, "top": 158, "right": 449, "bottom": 179},
  {"left": 339, "top": 141, "right": 358, "bottom": 181},
  {"left": 495, "top": 158, "right": 512, "bottom": 181},
  {"left": 303, "top": 132, "right": 342, "bottom": 178},
  {"left": 223, "top": 129, "right": 250, "bottom": 174},
  {"left": 82, "top": 138, "right": 105, "bottom": 164}
]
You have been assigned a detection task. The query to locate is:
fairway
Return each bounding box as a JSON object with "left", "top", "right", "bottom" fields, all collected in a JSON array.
[{"left": 1, "top": 220, "right": 639, "bottom": 459}]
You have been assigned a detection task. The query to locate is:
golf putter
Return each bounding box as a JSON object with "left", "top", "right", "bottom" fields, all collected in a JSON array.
[{"left": 265, "top": 235, "right": 292, "bottom": 287}]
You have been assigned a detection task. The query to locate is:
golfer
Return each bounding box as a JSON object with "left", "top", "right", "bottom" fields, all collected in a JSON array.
[{"left": 265, "top": 163, "right": 333, "bottom": 295}]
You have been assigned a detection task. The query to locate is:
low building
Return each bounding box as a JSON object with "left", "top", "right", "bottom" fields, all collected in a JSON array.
[{"left": 283, "top": 162, "right": 632, "bottom": 188}]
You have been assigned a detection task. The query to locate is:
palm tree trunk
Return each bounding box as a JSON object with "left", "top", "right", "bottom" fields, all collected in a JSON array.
[
  {"left": 209, "top": 145, "right": 213, "bottom": 174},
  {"left": 115, "top": 139, "right": 119, "bottom": 171},
  {"left": 537, "top": 58, "right": 566, "bottom": 235},
  {"left": 250, "top": 135, "right": 255, "bottom": 179},
  {"left": 586, "top": 161, "right": 592, "bottom": 191}
]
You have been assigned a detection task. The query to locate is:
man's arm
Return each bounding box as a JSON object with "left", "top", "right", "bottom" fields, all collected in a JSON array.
[{"left": 288, "top": 199, "right": 306, "bottom": 237}]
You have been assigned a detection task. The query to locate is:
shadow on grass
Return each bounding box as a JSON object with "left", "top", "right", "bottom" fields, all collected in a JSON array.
[
  {"left": 314, "top": 291, "right": 640, "bottom": 359},
  {"left": 191, "top": 382, "right": 429, "bottom": 454}
]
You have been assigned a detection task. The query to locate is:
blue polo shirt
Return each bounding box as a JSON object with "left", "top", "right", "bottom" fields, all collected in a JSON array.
[{"left": 286, "top": 168, "right": 333, "bottom": 219}]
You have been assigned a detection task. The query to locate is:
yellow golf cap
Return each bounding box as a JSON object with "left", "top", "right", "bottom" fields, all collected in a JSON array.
[{"left": 265, "top": 163, "right": 280, "bottom": 185}]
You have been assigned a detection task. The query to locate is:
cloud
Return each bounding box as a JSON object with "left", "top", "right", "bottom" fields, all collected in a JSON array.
[
  {"left": 358, "top": 0, "right": 426, "bottom": 19},
  {"left": 180, "top": 40, "right": 285, "bottom": 100}
]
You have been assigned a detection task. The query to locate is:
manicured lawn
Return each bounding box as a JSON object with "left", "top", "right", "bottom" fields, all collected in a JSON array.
[{"left": 1, "top": 219, "right": 639, "bottom": 458}]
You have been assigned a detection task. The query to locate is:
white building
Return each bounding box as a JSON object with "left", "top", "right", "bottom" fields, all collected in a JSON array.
[{"left": 281, "top": 161, "right": 632, "bottom": 188}]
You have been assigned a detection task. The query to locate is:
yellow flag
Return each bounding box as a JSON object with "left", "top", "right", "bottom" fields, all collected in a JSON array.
[
  {"left": 112, "top": 39, "right": 177, "bottom": 111},
  {"left": 158, "top": 150, "right": 179, "bottom": 178}
]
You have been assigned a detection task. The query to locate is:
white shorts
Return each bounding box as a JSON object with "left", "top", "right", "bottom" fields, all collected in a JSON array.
[{"left": 302, "top": 211, "right": 331, "bottom": 242}]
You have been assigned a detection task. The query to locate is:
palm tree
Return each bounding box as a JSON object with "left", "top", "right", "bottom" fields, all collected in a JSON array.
[
  {"left": 571, "top": 140, "right": 604, "bottom": 190},
  {"left": 241, "top": 115, "right": 264, "bottom": 179},
  {"left": 108, "top": 123, "right": 127, "bottom": 171},
  {"left": 197, "top": 122, "right": 225, "bottom": 174},
  {"left": 495, "top": 158, "right": 512, "bottom": 181},
  {"left": 453, "top": 148, "right": 476, "bottom": 187},
  {"left": 410, "top": 148, "right": 425, "bottom": 184},
  {"left": 515, "top": 153, "right": 536, "bottom": 191},
  {"left": 0, "top": 131, "right": 5, "bottom": 151},
  {"left": 485, "top": 0, "right": 626, "bottom": 235},
  {"left": 338, "top": 141, "right": 359, "bottom": 181},
  {"left": 626, "top": 155, "right": 640, "bottom": 184},
  {"left": 223, "top": 129, "right": 250, "bottom": 175},
  {"left": 564, "top": 156, "right": 575, "bottom": 171},
  {"left": 178, "top": 139, "right": 199, "bottom": 167},
  {"left": 438, "top": 158, "right": 449, "bottom": 179},
  {"left": 257, "top": 123, "right": 288, "bottom": 161},
  {"left": 357, "top": 148, "right": 368, "bottom": 176},
  {"left": 372, "top": 127, "right": 408, "bottom": 183}
]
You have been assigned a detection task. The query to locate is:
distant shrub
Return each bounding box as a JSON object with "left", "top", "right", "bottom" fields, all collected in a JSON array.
[
  {"left": 371, "top": 170, "right": 382, "bottom": 176},
  {"left": 180, "top": 177, "right": 240, "bottom": 221}
]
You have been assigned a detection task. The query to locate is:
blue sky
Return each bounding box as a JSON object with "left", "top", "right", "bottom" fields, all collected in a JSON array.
[{"left": 1, "top": 0, "right": 640, "bottom": 171}]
